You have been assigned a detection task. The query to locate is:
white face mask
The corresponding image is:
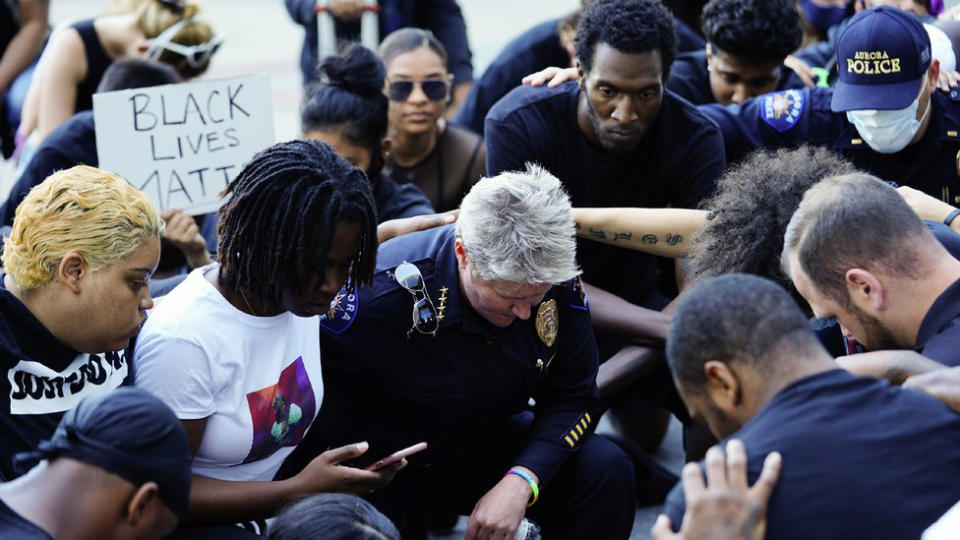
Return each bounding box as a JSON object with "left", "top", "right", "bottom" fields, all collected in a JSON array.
[{"left": 846, "top": 85, "right": 930, "bottom": 154}]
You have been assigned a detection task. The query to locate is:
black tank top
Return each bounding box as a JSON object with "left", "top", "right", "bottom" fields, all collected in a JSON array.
[{"left": 71, "top": 19, "right": 112, "bottom": 112}]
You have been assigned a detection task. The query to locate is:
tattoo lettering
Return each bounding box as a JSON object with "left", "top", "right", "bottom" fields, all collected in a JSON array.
[
  {"left": 613, "top": 232, "right": 632, "bottom": 242},
  {"left": 588, "top": 228, "right": 607, "bottom": 240},
  {"left": 641, "top": 234, "right": 658, "bottom": 245},
  {"left": 666, "top": 233, "right": 683, "bottom": 246}
]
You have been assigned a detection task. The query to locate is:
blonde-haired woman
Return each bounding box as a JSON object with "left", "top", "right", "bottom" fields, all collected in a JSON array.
[
  {"left": 0, "top": 164, "right": 163, "bottom": 481},
  {"left": 18, "top": 0, "right": 220, "bottom": 151}
]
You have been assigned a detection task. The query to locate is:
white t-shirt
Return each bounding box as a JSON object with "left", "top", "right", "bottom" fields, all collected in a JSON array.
[{"left": 134, "top": 266, "right": 324, "bottom": 482}]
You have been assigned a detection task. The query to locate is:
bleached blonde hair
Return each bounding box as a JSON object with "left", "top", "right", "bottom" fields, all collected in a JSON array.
[
  {"left": 455, "top": 163, "right": 580, "bottom": 285},
  {"left": 2, "top": 165, "right": 164, "bottom": 289}
]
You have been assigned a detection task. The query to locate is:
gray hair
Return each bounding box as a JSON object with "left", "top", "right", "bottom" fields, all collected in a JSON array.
[
  {"left": 781, "top": 173, "right": 931, "bottom": 308},
  {"left": 455, "top": 164, "right": 580, "bottom": 284}
]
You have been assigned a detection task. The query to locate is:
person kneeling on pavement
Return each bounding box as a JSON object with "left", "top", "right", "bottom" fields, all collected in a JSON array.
[{"left": 280, "top": 164, "right": 636, "bottom": 540}]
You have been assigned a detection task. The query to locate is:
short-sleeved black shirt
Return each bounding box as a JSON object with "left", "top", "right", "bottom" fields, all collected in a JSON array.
[
  {"left": 485, "top": 81, "right": 726, "bottom": 304},
  {"left": 665, "top": 369, "right": 960, "bottom": 539},
  {"left": 0, "top": 285, "right": 131, "bottom": 481},
  {"left": 453, "top": 18, "right": 569, "bottom": 136},
  {"left": 915, "top": 277, "right": 960, "bottom": 366}
]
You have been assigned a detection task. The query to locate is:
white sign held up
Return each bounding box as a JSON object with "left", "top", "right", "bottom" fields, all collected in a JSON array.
[{"left": 94, "top": 74, "right": 273, "bottom": 215}]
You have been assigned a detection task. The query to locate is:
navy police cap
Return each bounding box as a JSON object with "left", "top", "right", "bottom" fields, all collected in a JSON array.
[{"left": 831, "top": 6, "right": 931, "bottom": 112}]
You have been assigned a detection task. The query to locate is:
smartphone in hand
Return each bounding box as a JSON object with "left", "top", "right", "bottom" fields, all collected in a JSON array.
[{"left": 364, "top": 442, "right": 428, "bottom": 471}]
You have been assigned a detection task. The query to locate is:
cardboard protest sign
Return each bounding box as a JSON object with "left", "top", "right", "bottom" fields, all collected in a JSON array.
[{"left": 94, "top": 74, "right": 273, "bottom": 215}]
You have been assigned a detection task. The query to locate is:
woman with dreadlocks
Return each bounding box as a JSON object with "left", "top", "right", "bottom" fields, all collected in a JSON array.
[{"left": 133, "top": 139, "right": 405, "bottom": 529}]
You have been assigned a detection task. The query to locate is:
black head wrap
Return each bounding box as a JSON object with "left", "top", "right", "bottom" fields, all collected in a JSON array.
[{"left": 15, "top": 388, "right": 192, "bottom": 518}]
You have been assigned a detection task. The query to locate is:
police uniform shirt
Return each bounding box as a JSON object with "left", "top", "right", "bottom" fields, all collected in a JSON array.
[
  {"left": 0, "top": 284, "right": 132, "bottom": 481},
  {"left": 453, "top": 17, "right": 570, "bottom": 136},
  {"left": 700, "top": 86, "right": 960, "bottom": 202},
  {"left": 915, "top": 277, "right": 960, "bottom": 366},
  {"left": 485, "top": 81, "right": 726, "bottom": 306},
  {"left": 667, "top": 50, "right": 806, "bottom": 106},
  {"left": 316, "top": 224, "right": 600, "bottom": 486},
  {"left": 665, "top": 369, "right": 960, "bottom": 540}
]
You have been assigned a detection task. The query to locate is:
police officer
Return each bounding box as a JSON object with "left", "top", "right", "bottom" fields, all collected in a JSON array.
[
  {"left": 701, "top": 6, "right": 960, "bottom": 204},
  {"left": 287, "top": 165, "right": 635, "bottom": 540}
]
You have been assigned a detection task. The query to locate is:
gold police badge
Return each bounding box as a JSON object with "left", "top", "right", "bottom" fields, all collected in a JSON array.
[{"left": 536, "top": 299, "right": 559, "bottom": 347}]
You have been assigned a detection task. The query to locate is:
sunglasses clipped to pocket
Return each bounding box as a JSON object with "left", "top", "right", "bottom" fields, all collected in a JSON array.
[
  {"left": 387, "top": 79, "right": 448, "bottom": 102},
  {"left": 395, "top": 262, "right": 439, "bottom": 337}
]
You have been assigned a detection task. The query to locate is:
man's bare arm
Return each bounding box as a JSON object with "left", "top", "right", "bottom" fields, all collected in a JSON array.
[{"left": 573, "top": 208, "right": 707, "bottom": 259}]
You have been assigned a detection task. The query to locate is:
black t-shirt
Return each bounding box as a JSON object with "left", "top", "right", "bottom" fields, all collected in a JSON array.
[
  {"left": 667, "top": 49, "right": 804, "bottom": 106},
  {"left": 0, "top": 498, "right": 51, "bottom": 539},
  {"left": 453, "top": 18, "right": 569, "bottom": 136},
  {"left": 665, "top": 369, "right": 960, "bottom": 539},
  {"left": 0, "top": 285, "right": 132, "bottom": 481},
  {"left": 485, "top": 81, "right": 726, "bottom": 305}
]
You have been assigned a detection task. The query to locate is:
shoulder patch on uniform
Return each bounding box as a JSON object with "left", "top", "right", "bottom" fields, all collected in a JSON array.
[
  {"left": 760, "top": 89, "right": 804, "bottom": 133},
  {"left": 570, "top": 276, "right": 589, "bottom": 311},
  {"left": 318, "top": 286, "right": 359, "bottom": 335}
]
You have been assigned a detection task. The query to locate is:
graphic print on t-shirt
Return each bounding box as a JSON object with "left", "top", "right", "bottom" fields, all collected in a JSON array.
[
  {"left": 7, "top": 351, "right": 128, "bottom": 415},
  {"left": 243, "top": 356, "right": 316, "bottom": 463}
]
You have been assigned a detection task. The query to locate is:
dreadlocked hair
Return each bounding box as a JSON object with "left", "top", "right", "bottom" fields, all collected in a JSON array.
[{"left": 216, "top": 139, "right": 378, "bottom": 307}]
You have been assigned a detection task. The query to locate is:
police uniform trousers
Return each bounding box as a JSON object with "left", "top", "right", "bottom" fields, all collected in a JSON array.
[{"left": 367, "top": 411, "right": 636, "bottom": 540}]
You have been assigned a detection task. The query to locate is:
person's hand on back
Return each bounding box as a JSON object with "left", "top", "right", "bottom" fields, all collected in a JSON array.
[
  {"left": 651, "top": 439, "right": 782, "bottom": 540},
  {"left": 904, "top": 366, "right": 960, "bottom": 413}
]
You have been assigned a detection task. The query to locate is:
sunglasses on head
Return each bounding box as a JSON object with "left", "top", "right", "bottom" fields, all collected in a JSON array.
[
  {"left": 395, "top": 262, "right": 439, "bottom": 337},
  {"left": 387, "top": 79, "right": 448, "bottom": 102},
  {"left": 146, "top": 18, "right": 225, "bottom": 69}
]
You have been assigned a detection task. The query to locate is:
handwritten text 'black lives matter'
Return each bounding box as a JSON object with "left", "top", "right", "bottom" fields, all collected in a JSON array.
[{"left": 129, "top": 83, "right": 250, "bottom": 210}]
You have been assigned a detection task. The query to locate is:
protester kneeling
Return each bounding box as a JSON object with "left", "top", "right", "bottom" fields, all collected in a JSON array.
[
  {"left": 0, "top": 165, "right": 161, "bottom": 481},
  {"left": 663, "top": 274, "right": 960, "bottom": 539},
  {"left": 281, "top": 164, "right": 636, "bottom": 540}
]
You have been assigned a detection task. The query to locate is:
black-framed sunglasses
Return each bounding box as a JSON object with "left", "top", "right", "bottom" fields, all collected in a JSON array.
[
  {"left": 395, "top": 262, "right": 439, "bottom": 337},
  {"left": 387, "top": 79, "right": 448, "bottom": 102}
]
